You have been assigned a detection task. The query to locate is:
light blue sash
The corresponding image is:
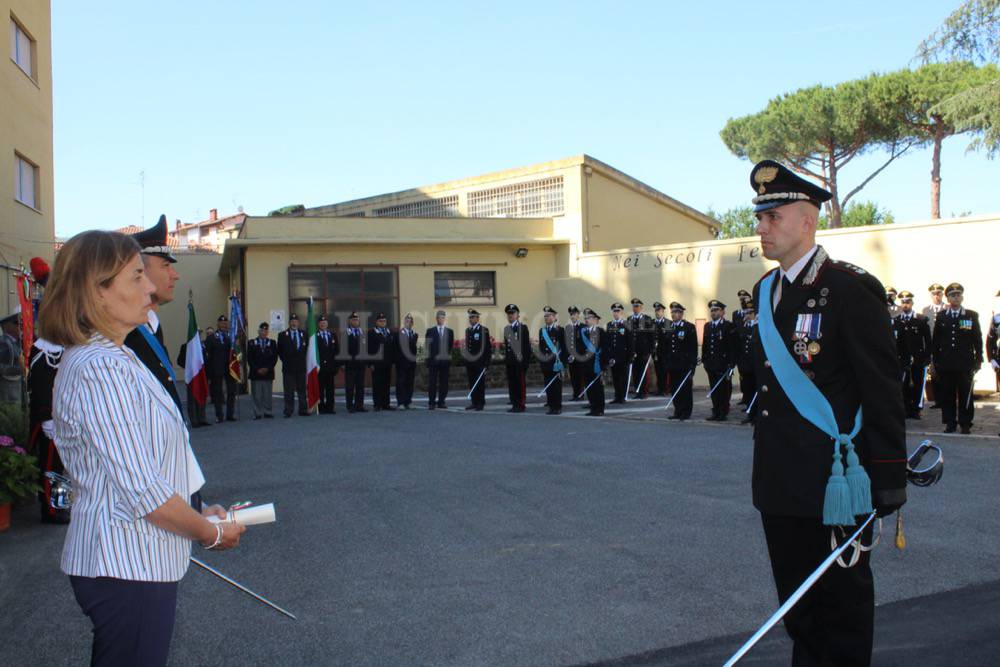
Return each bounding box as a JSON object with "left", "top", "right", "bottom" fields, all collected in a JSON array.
[
  {"left": 581, "top": 328, "right": 601, "bottom": 374},
  {"left": 541, "top": 327, "right": 564, "bottom": 372},
  {"left": 137, "top": 325, "right": 176, "bottom": 383},
  {"left": 758, "top": 272, "right": 871, "bottom": 526}
]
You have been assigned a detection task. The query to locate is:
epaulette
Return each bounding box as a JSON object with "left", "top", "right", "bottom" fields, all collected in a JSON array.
[{"left": 829, "top": 259, "right": 886, "bottom": 304}]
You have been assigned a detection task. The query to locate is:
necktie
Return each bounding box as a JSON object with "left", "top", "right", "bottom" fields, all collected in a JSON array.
[{"left": 773, "top": 275, "right": 792, "bottom": 311}]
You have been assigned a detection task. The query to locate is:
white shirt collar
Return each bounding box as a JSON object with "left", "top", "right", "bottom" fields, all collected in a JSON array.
[
  {"left": 146, "top": 309, "right": 160, "bottom": 334},
  {"left": 779, "top": 245, "right": 818, "bottom": 284}
]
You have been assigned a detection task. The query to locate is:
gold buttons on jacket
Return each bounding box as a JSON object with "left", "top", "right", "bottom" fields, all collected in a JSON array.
[
  {"left": 761, "top": 410, "right": 769, "bottom": 417},
  {"left": 764, "top": 360, "right": 771, "bottom": 368},
  {"left": 761, "top": 385, "right": 768, "bottom": 392}
]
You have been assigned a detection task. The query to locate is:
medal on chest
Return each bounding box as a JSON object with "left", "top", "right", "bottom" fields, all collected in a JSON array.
[{"left": 792, "top": 313, "right": 822, "bottom": 362}]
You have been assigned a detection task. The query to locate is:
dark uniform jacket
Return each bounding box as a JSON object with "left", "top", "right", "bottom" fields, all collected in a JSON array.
[
  {"left": 892, "top": 313, "right": 932, "bottom": 370},
  {"left": 424, "top": 326, "right": 454, "bottom": 366},
  {"left": 395, "top": 327, "right": 418, "bottom": 367},
  {"left": 537, "top": 324, "right": 567, "bottom": 372},
  {"left": 750, "top": 246, "right": 907, "bottom": 518},
  {"left": 564, "top": 321, "right": 586, "bottom": 360},
  {"left": 701, "top": 318, "right": 738, "bottom": 373},
  {"left": 606, "top": 319, "right": 631, "bottom": 365},
  {"left": 204, "top": 330, "right": 233, "bottom": 380},
  {"left": 736, "top": 319, "right": 757, "bottom": 374},
  {"left": 987, "top": 315, "right": 1000, "bottom": 366},
  {"left": 503, "top": 321, "right": 531, "bottom": 367},
  {"left": 344, "top": 327, "right": 365, "bottom": 366},
  {"left": 367, "top": 327, "right": 394, "bottom": 366},
  {"left": 246, "top": 336, "right": 278, "bottom": 381},
  {"left": 276, "top": 328, "right": 308, "bottom": 374},
  {"left": 315, "top": 329, "right": 339, "bottom": 373},
  {"left": 28, "top": 343, "right": 59, "bottom": 428},
  {"left": 931, "top": 308, "right": 984, "bottom": 372},
  {"left": 732, "top": 308, "right": 749, "bottom": 328},
  {"left": 664, "top": 320, "right": 698, "bottom": 369},
  {"left": 626, "top": 313, "right": 654, "bottom": 358},
  {"left": 580, "top": 326, "right": 609, "bottom": 370},
  {"left": 464, "top": 324, "right": 491, "bottom": 368},
  {"left": 125, "top": 324, "right": 182, "bottom": 411},
  {"left": 652, "top": 318, "right": 670, "bottom": 361}
]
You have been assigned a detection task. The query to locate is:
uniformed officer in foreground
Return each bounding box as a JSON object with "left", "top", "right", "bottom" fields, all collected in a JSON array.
[
  {"left": 931, "top": 283, "right": 983, "bottom": 433},
  {"left": 503, "top": 304, "right": 531, "bottom": 412},
  {"left": 651, "top": 301, "right": 670, "bottom": 396},
  {"left": 566, "top": 306, "right": 586, "bottom": 400},
  {"left": 748, "top": 159, "right": 907, "bottom": 664},
  {"left": 580, "top": 308, "right": 608, "bottom": 416},
  {"left": 892, "top": 291, "right": 932, "bottom": 419},
  {"left": 664, "top": 302, "right": 697, "bottom": 421},
  {"left": 606, "top": 303, "right": 630, "bottom": 403},
  {"left": 538, "top": 306, "right": 566, "bottom": 415},
  {"left": 464, "top": 309, "right": 491, "bottom": 411},
  {"left": 627, "top": 298, "right": 654, "bottom": 398},
  {"left": 701, "top": 300, "right": 737, "bottom": 421}
]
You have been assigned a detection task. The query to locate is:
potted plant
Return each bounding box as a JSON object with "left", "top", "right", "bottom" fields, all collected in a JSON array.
[{"left": 0, "top": 435, "right": 42, "bottom": 531}]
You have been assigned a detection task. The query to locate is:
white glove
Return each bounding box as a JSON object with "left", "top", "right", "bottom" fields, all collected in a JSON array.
[
  {"left": 991, "top": 359, "right": 999, "bottom": 372},
  {"left": 42, "top": 420, "right": 55, "bottom": 440}
]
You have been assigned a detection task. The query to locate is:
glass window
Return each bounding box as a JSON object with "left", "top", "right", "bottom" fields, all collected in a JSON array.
[
  {"left": 10, "top": 17, "right": 34, "bottom": 79},
  {"left": 434, "top": 271, "right": 496, "bottom": 307},
  {"left": 14, "top": 154, "right": 37, "bottom": 209},
  {"left": 363, "top": 270, "right": 395, "bottom": 297},
  {"left": 288, "top": 267, "right": 323, "bottom": 299},
  {"left": 288, "top": 266, "right": 398, "bottom": 329}
]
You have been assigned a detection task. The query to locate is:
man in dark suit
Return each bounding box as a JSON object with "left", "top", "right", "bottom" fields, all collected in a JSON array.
[
  {"left": 749, "top": 159, "right": 906, "bottom": 665},
  {"left": 664, "top": 302, "right": 698, "bottom": 421},
  {"left": 425, "top": 310, "right": 453, "bottom": 410},
  {"left": 502, "top": 304, "right": 531, "bottom": 413},
  {"left": 931, "top": 282, "right": 983, "bottom": 434},
  {"left": 565, "top": 306, "right": 586, "bottom": 400},
  {"left": 537, "top": 306, "right": 566, "bottom": 415},
  {"left": 343, "top": 312, "right": 367, "bottom": 413},
  {"left": 276, "top": 314, "right": 309, "bottom": 417},
  {"left": 368, "top": 313, "right": 394, "bottom": 411},
  {"left": 651, "top": 302, "right": 670, "bottom": 396},
  {"left": 316, "top": 315, "right": 339, "bottom": 414},
  {"left": 732, "top": 289, "right": 752, "bottom": 328},
  {"left": 736, "top": 303, "right": 758, "bottom": 424},
  {"left": 204, "top": 315, "right": 238, "bottom": 423},
  {"left": 701, "top": 300, "right": 738, "bottom": 421},
  {"left": 626, "top": 298, "right": 654, "bottom": 398},
  {"left": 246, "top": 322, "right": 278, "bottom": 419},
  {"left": 463, "top": 309, "right": 491, "bottom": 411},
  {"left": 580, "top": 308, "right": 608, "bottom": 416},
  {"left": 892, "top": 291, "right": 932, "bottom": 420},
  {"left": 606, "top": 303, "right": 630, "bottom": 403},
  {"left": 395, "top": 314, "right": 418, "bottom": 409}
]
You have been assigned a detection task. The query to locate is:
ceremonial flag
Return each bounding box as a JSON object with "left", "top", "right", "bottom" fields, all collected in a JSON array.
[
  {"left": 227, "top": 294, "right": 244, "bottom": 383},
  {"left": 305, "top": 297, "right": 320, "bottom": 413},
  {"left": 185, "top": 303, "right": 209, "bottom": 406},
  {"left": 17, "top": 275, "right": 33, "bottom": 371}
]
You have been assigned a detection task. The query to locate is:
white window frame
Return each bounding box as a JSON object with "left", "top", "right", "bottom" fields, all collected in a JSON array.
[
  {"left": 14, "top": 153, "right": 39, "bottom": 210},
  {"left": 10, "top": 15, "right": 36, "bottom": 80}
]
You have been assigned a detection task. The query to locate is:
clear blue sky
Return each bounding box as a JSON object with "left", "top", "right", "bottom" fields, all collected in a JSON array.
[{"left": 52, "top": 1, "right": 999, "bottom": 236}]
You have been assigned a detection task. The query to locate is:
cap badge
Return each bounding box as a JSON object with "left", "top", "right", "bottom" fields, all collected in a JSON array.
[{"left": 754, "top": 166, "right": 779, "bottom": 194}]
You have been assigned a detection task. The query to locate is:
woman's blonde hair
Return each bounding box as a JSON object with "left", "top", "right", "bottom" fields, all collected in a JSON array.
[{"left": 37, "top": 231, "right": 142, "bottom": 346}]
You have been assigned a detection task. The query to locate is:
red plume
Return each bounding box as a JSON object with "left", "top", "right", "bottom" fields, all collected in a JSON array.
[{"left": 30, "top": 257, "right": 50, "bottom": 286}]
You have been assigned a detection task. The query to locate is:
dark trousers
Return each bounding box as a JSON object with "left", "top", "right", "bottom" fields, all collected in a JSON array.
[
  {"left": 705, "top": 368, "right": 732, "bottom": 417},
  {"left": 70, "top": 576, "right": 179, "bottom": 667},
  {"left": 653, "top": 357, "right": 669, "bottom": 395},
  {"left": 372, "top": 364, "right": 391, "bottom": 408},
  {"left": 542, "top": 368, "right": 562, "bottom": 410},
  {"left": 467, "top": 364, "right": 487, "bottom": 407},
  {"left": 344, "top": 364, "right": 365, "bottom": 411},
  {"left": 630, "top": 354, "right": 651, "bottom": 397},
  {"left": 427, "top": 363, "right": 450, "bottom": 406},
  {"left": 318, "top": 370, "right": 337, "bottom": 413},
  {"left": 738, "top": 367, "right": 755, "bottom": 404},
  {"left": 761, "top": 514, "right": 874, "bottom": 666},
  {"left": 584, "top": 364, "right": 605, "bottom": 413},
  {"left": 396, "top": 363, "right": 415, "bottom": 406},
  {"left": 610, "top": 360, "right": 628, "bottom": 402},
  {"left": 937, "top": 368, "right": 974, "bottom": 427},
  {"left": 282, "top": 371, "right": 308, "bottom": 416},
  {"left": 506, "top": 362, "right": 526, "bottom": 409},
  {"left": 569, "top": 360, "right": 585, "bottom": 399},
  {"left": 208, "top": 375, "right": 236, "bottom": 420},
  {"left": 901, "top": 364, "right": 927, "bottom": 416},
  {"left": 185, "top": 384, "right": 207, "bottom": 425},
  {"left": 668, "top": 367, "right": 694, "bottom": 418}
]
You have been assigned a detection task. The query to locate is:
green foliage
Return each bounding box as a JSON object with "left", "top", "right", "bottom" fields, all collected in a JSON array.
[
  {"left": 267, "top": 204, "right": 305, "bottom": 217},
  {"left": 0, "top": 403, "right": 29, "bottom": 448},
  {"left": 818, "top": 201, "right": 895, "bottom": 229},
  {"left": 934, "top": 76, "right": 1000, "bottom": 156},
  {"left": 707, "top": 206, "right": 758, "bottom": 240},
  {"left": 0, "top": 440, "right": 41, "bottom": 504}
]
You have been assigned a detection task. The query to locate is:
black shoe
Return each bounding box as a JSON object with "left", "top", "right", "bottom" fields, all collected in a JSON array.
[
  {"left": 347, "top": 408, "right": 356, "bottom": 413},
  {"left": 299, "top": 412, "right": 310, "bottom": 417},
  {"left": 357, "top": 408, "right": 368, "bottom": 413},
  {"left": 216, "top": 418, "right": 224, "bottom": 423},
  {"left": 586, "top": 410, "right": 604, "bottom": 416},
  {"left": 546, "top": 409, "right": 562, "bottom": 415},
  {"left": 960, "top": 425, "right": 972, "bottom": 435},
  {"left": 706, "top": 415, "right": 719, "bottom": 422},
  {"left": 507, "top": 407, "right": 517, "bottom": 413},
  {"left": 930, "top": 404, "right": 941, "bottom": 410},
  {"left": 384, "top": 406, "right": 396, "bottom": 411},
  {"left": 437, "top": 402, "right": 447, "bottom": 408},
  {"left": 284, "top": 414, "right": 292, "bottom": 419},
  {"left": 226, "top": 416, "right": 238, "bottom": 422},
  {"left": 474, "top": 406, "right": 484, "bottom": 411},
  {"left": 198, "top": 421, "right": 211, "bottom": 427},
  {"left": 668, "top": 414, "right": 682, "bottom": 420},
  {"left": 717, "top": 414, "right": 728, "bottom": 422},
  {"left": 611, "top": 399, "right": 624, "bottom": 405},
  {"left": 465, "top": 405, "right": 477, "bottom": 410},
  {"left": 637, "top": 393, "right": 647, "bottom": 400},
  {"left": 253, "top": 415, "right": 261, "bottom": 420},
  {"left": 428, "top": 405, "right": 435, "bottom": 411},
  {"left": 944, "top": 424, "right": 956, "bottom": 433},
  {"left": 263, "top": 414, "right": 273, "bottom": 419},
  {"left": 740, "top": 417, "right": 754, "bottom": 425}
]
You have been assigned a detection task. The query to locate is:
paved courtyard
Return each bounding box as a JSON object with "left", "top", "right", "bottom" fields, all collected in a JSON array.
[{"left": 2, "top": 386, "right": 999, "bottom": 666}]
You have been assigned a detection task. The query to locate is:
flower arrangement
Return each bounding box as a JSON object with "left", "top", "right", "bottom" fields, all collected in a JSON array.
[{"left": 0, "top": 434, "right": 41, "bottom": 505}]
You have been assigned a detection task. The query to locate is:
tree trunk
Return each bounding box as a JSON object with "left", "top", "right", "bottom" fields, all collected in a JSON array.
[
  {"left": 827, "top": 157, "right": 842, "bottom": 228},
  {"left": 931, "top": 117, "right": 944, "bottom": 219}
]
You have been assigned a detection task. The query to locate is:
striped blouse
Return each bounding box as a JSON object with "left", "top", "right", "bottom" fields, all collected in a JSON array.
[{"left": 53, "top": 334, "right": 200, "bottom": 582}]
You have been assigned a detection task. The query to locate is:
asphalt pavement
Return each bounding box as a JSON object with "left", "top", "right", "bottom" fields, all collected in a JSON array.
[{"left": 2, "top": 387, "right": 999, "bottom": 666}]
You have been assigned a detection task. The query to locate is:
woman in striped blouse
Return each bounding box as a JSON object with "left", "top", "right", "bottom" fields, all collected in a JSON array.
[{"left": 38, "top": 231, "right": 244, "bottom": 666}]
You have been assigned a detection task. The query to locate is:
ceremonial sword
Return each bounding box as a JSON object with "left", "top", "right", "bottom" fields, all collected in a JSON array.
[
  {"left": 744, "top": 391, "right": 758, "bottom": 414},
  {"left": 624, "top": 362, "right": 633, "bottom": 402},
  {"left": 190, "top": 557, "right": 297, "bottom": 620},
  {"left": 706, "top": 367, "right": 734, "bottom": 399},
  {"left": 918, "top": 367, "right": 928, "bottom": 409},
  {"left": 536, "top": 370, "right": 563, "bottom": 397},
  {"left": 581, "top": 370, "right": 604, "bottom": 395},
  {"left": 664, "top": 368, "right": 693, "bottom": 411},
  {"left": 466, "top": 367, "right": 487, "bottom": 399},
  {"left": 632, "top": 356, "right": 652, "bottom": 397}
]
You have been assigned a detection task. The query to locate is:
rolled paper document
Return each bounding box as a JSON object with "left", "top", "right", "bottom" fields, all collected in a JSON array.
[{"left": 207, "top": 503, "right": 276, "bottom": 526}]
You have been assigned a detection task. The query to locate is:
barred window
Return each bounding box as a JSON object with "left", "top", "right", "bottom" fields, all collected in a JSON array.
[
  {"left": 341, "top": 211, "right": 366, "bottom": 218},
  {"left": 373, "top": 195, "right": 460, "bottom": 218},
  {"left": 434, "top": 271, "right": 496, "bottom": 307},
  {"left": 467, "top": 176, "right": 564, "bottom": 218}
]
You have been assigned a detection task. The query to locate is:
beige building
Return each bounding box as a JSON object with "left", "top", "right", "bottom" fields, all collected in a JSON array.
[
  {"left": 171, "top": 208, "right": 247, "bottom": 253},
  {"left": 1, "top": 0, "right": 53, "bottom": 313}
]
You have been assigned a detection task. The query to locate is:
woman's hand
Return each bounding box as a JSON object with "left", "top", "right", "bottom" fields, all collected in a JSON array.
[
  {"left": 200, "top": 521, "right": 245, "bottom": 551},
  {"left": 201, "top": 504, "right": 227, "bottom": 520}
]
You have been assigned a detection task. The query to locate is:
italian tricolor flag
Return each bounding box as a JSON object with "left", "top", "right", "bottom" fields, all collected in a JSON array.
[
  {"left": 185, "top": 303, "right": 209, "bottom": 406},
  {"left": 305, "top": 297, "right": 320, "bottom": 413}
]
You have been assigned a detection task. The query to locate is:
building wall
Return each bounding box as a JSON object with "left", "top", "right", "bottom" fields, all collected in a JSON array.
[
  {"left": 549, "top": 214, "right": 1000, "bottom": 390},
  {"left": 583, "top": 169, "right": 717, "bottom": 252},
  {"left": 1, "top": 0, "right": 53, "bottom": 314}
]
